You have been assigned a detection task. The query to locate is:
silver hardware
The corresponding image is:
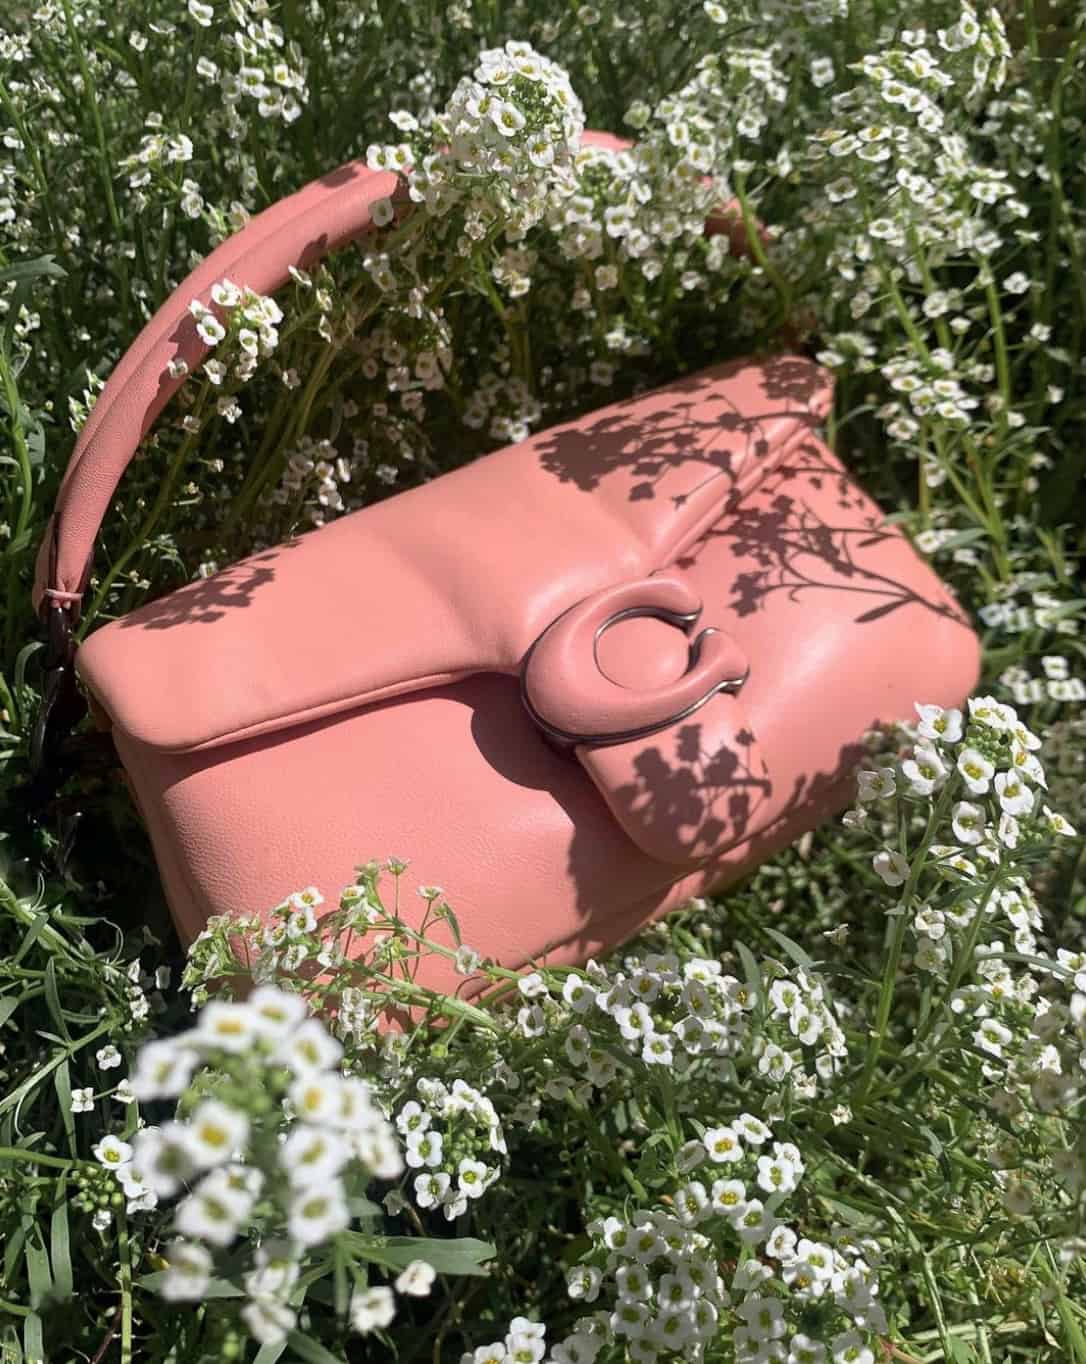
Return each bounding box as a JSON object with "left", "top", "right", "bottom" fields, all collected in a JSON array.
[{"left": 521, "top": 599, "right": 748, "bottom": 750}]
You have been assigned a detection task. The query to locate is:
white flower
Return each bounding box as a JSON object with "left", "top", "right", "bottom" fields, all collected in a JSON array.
[
  {"left": 158, "top": 1240, "right": 212, "bottom": 1302},
  {"left": 518, "top": 972, "right": 548, "bottom": 999},
  {"left": 113, "top": 1079, "right": 136, "bottom": 1105},
  {"left": 174, "top": 1168, "right": 253, "bottom": 1247},
  {"left": 241, "top": 1299, "right": 296, "bottom": 1346},
  {"left": 94, "top": 1135, "right": 133, "bottom": 1169},
  {"left": 914, "top": 703, "right": 963, "bottom": 743},
  {"left": 857, "top": 767, "right": 896, "bottom": 802},
  {"left": 455, "top": 945, "right": 482, "bottom": 975},
  {"left": 195, "top": 1001, "right": 258, "bottom": 1053},
  {"left": 403, "top": 1127, "right": 443, "bottom": 1169},
  {"left": 396, "top": 1101, "right": 432, "bottom": 1136},
  {"left": 210, "top": 278, "right": 241, "bottom": 308},
  {"left": 830, "top": 1331, "right": 874, "bottom": 1364},
  {"left": 703, "top": 1125, "right": 744, "bottom": 1163},
  {"left": 458, "top": 1157, "right": 491, "bottom": 1198},
  {"left": 96, "top": 1045, "right": 122, "bottom": 1070},
  {"left": 615, "top": 1261, "right": 652, "bottom": 1302},
  {"left": 288, "top": 1072, "right": 343, "bottom": 1125},
  {"left": 279, "top": 1124, "right": 351, "bottom": 1187},
  {"left": 287, "top": 1177, "right": 350, "bottom": 1248},
  {"left": 195, "top": 314, "right": 226, "bottom": 346},
  {"left": 968, "top": 695, "right": 1016, "bottom": 733},
  {"left": 788, "top": 1333, "right": 827, "bottom": 1363},
  {"left": 974, "top": 1018, "right": 1013, "bottom": 1057},
  {"left": 872, "top": 849, "right": 909, "bottom": 887},
  {"left": 673, "top": 1179, "right": 710, "bottom": 1226},
  {"left": 739, "top": 1293, "right": 786, "bottom": 1338},
  {"left": 351, "top": 1284, "right": 396, "bottom": 1334},
  {"left": 490, "top": 100, "right": 526, "bottom": 135},
  {"left": 71, "top": 1087, "right": 94, "bottom": 1113},
  {"left": 756, "top": 1152, "right": 801, "bottom": 1195},
  {"left": 562, "top": 974, "right": 594, "bottom": 1013},
  {"left": 413, "top": 1171, "right": 451, "bottom": 1209},
  {"left": 130, "top": 1123, "right": 197, "bottom": 1198},
  {"left": 957, "top": 747, "right": 995, "bottom": 795},
  {"left": 1042, "top": 806, "right": 1076, "bottom": 837},
  {"left": 993, "top": 771, "right": 1035, "bottom": 817},
  {"left": 187, "top": 1100, "right": 250, "bottom": 1170},
  {"left": 567, "top": 1264, "right": 603, "bottom": 1302},
  {"left": 248, "top": 985, "right": 309, "bottom": 1039},
  {"left": 952, "top": 801, "right": 986, "bottom": 845},
  {"left": 735, "top": 1198, "right": 773, "bottom": 1244},
  {"left": 735, "top": 1113, "right": 771, "bottom": 1145},
  {"left": 370, "top": 197, "right": 395, "bottom": 228},
  {"left": 901, "top": 744, "right": 947, "bottom": 796},
  {"left": 711, "top": 1177, "right": 747, "bottom": 1216},
  {"left": 395, "top": 1259, "right": 437, "bottom": 1296},
  {"left": 187, "top": 0, "right": 214, "bottom": 27},
  {"left": 1009, "top": 743, "right": 1047, "bottom": 787}
]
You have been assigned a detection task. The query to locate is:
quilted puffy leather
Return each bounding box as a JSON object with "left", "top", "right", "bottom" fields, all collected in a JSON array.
[
  {"left": 76, "top": 357, "right": 831, "bottom": 753},
  {"left": 34, "top": 132, "right": 982, "bottom": 996}
]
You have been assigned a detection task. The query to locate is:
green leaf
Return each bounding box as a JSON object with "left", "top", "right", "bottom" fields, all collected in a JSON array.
[
  {"left": 12, "top": 911, "right": 49, "bottom": 966},
  {"left": 946, "top": 1340, "right": 979, "bottom": 1364},
  {"left": 347, "top": 1235, "right": 495, "bottom": 1277},
  {"left": 347, "top": 1196, "right": 384, "bottom": 1220},
  {"left": 13, "top": 638, "right": 43, "bottom": 696},
  {"left": 137, "top": 1271, "right": 243, "bottom": 1299},
  {"left": 253, "top": 1344, "right": 288, "bottom": 1364},
  {"left": 0, "top": 256, "right": 66, "bottom": 287},
  {"left": 22, "top": 1311, "right": 43, "bottom": 1364},
  {"left": 23, "top": 1220, "right": 51, "bottom": 1311},
  {"left": 760, "top": 928, "right": 815, "bottom": 971},
  {"left": 53, "top": 1061, "right": 76, "bottom": 1157},
  {"left": 44, "top": 959, "right": 72, "bottom": 1042},
  {"left": 441, "top": 903, "right": 462, "bottom": 948},
  {"left": 284, "top": 1329, "right": 349, "bottom": 1364},
  {"left": 49, "top": 1184, "right": 74, "bottom": 1300}
]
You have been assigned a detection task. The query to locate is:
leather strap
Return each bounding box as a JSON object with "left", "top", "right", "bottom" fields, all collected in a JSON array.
[{"left": 33, "top": 130, "right": 747, "bottom": 617}]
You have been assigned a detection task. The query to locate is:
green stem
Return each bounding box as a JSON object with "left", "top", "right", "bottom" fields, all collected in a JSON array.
[
  {"left": 58, "top": 0, "right": 131, "bottom": 333},
  {"left": 982, "top": 271, "right": 1012, "bottom": 433},
  {"left": 1, "top": 346, "right": 35, "bottom": 660},
  {"left": 852, "top": 784, "right": 954, "bottom": 1108},
  {"left": 77, "top": 388, "right": 211, "bottom": 634},
  {"left": 117, "top": 1209, "right": 134, "bottom": 1364},
  {"left": 734, "top": 173, "right": 791, "bottom": 334},
  {"left": 0, "top": 1146, "right": 78, "bottom": 1172}
]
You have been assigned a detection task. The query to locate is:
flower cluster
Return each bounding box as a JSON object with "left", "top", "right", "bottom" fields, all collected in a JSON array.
[
  {"left": 556, "top": 1115, "right": 884, "bottom": 1362},
  {"left": 91, "top": 987, "right": 405, "bottom": 1345},
  {"left": 397, "top": 1077, "right": 507, "bottom": 1221},
  {"left": 845, "top": 697, "right": 1083, "bottom": 1236},
  {"left": 368, "top": 40, "right": 585, "bottom": 239}
]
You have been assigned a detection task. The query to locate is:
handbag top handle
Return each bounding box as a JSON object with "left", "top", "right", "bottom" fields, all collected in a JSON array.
[
  {"left": 33, "top": 130, "right": 742, "bottom": 621},
  {"left": 32, "top": 154, "right": 398, "bottom": 618}
]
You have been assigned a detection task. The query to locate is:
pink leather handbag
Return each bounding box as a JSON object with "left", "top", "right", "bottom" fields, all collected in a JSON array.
[{"left": 31, "top": 132, "right": 981, "bottom": 993}]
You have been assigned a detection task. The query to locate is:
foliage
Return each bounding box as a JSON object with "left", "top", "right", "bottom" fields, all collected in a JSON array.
[{"left": 0, "top": 0, "right": 1084, "bottom": 1361}]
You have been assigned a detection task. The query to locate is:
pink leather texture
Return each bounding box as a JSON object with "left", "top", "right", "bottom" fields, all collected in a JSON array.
[
  {"left": 76, "top": 358, "right": 831, "bottom": 753},
  {"left": 32, "top": 133, "right": 982, "bottom": 1000}
]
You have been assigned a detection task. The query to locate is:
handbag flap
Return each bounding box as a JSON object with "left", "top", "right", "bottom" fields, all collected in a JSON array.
[{"left": 77, "top": 355, "right": 832, "bottom": 755}]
